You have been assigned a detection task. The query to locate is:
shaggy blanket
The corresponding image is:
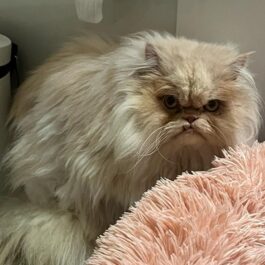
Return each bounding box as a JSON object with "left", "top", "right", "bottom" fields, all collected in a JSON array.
[{"left": 87, "top": 142, "right": 265, "bottom": 265}]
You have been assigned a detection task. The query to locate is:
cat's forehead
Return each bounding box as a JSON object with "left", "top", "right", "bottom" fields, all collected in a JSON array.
[
  {"left": 158, "top": 38, "right": 238, "bottom": 79},
  {"left": 159, "top": 42, "right": 239, "bottom": 106},
  {"left": 163, "top": 60, "right": 216, "bottom": 107}
]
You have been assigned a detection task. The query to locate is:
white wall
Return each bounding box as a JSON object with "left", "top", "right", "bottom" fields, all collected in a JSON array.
[
  {"left": 177, "top": 0, "right": 265, "bottom": 140},
  {"left": 0, "top": 0, "right": 177, "bottom": 79}
]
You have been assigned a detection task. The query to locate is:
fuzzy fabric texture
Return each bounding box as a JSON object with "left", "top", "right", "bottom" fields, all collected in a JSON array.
[{"left": 88, "top": 142, "right": 265, "bottom": 265}]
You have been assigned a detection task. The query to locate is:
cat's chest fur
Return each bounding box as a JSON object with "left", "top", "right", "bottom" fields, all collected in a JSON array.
[{"left": 118, "top": 143, "right": 221, "bottom": 206}]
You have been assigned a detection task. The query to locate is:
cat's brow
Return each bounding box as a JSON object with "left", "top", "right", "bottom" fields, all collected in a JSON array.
[{"left": 155, "top": 84, "right": 181, "bottom": 97}]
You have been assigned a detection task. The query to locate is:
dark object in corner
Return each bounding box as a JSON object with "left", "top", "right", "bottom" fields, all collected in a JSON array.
[{"left": 0, "top": 42, "right": 20, "bottom": 97}]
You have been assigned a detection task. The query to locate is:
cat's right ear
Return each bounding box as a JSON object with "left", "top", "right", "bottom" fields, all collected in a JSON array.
[
  {"left": 228, "top": 51, "right": 255, "bottom": 80},
  {"left": 134, "top": 43, "right": 161, "bottom": 77}
]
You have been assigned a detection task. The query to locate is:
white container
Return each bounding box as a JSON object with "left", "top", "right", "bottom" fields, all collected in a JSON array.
[{"left": 0, "top": 34, "right": 11, "bottom": 161}]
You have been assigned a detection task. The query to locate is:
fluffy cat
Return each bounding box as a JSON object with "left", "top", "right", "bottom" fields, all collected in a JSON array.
[{"left": 0, "top": 31, "right": 260, "bottom": 264}]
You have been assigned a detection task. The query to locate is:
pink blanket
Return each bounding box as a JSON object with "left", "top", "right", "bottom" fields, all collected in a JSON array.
[{"left": 88, "top": 142, "right": 265, "bottom": 264}]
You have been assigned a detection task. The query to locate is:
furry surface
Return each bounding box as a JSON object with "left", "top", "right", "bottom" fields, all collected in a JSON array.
[
  {"left": 0, "top": 198, "right": 87, "bottom": 265},
  {"left": 1, "top": 31, "right": 261, "bottom": 264},
  {"left": 88, "top": 142, "right": 265, "bottom": 265}
]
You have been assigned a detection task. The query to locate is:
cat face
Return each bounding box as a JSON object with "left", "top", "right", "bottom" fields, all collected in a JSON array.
[
  {"left": 134, "top": 62, "right": 238, "bottom": 149},
  {"left": 114, "top": 35, "right": 260, "bottom": 162}
]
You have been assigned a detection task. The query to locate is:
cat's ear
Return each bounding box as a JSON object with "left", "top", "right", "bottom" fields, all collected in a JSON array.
[
  {"left": 145, "top": 43, "right": 159, "bottom": 63},
  {"left": 135, "top": 43, "right": 161, "bottom": 77},
  {"left": 229, "top": 51, "right": 255, "bottom": 80}
]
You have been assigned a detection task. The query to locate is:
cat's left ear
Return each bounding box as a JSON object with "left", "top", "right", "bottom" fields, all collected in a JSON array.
[
  {"left": 145, "top": 43, "right": 160, "bottom": 63},
  {"left": 135, "top": 43, "right": 161, "bottom": 77},
  {"left": 229, "top": 51, "right": 255, "bottom": 80}
]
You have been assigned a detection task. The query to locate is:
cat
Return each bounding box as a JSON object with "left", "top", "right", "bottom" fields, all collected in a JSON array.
[{"left": 0, "top": 31, "right": 260, "bottom": 265}]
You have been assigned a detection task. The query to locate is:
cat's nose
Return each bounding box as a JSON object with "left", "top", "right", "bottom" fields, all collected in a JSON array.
[{"left": 184, "top": 116, "right": 198, "bottom": 124}]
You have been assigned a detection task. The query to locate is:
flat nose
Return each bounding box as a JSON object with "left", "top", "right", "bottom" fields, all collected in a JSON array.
[{"left": 184, "top": 116, "right": 198, "bottom": 124}]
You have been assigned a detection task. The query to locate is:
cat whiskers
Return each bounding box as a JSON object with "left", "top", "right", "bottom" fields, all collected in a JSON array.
[
  {"left": 208, "top": 122, "right": 227, "bottom": 143},
  {"left": 137, "top": 126, "right": 167, "bottom": 157},
  {"left": 137, "top": 124, "right": 180, "bottom": 158},
  {"left": 156, "top": 126, "right": 178, "bottom": 165},
  {"left": 127, "top": 126, "right": 170, "bottom": 175},
  {"left": 126, "top": 126, "right": 165, "bottom": 175},
  {"left": 128, "top": 125, "right": 177, "bottom": 175}
]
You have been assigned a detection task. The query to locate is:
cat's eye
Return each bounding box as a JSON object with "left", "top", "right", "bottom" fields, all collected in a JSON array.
[
  {"left": 204, "top": 100, "right": 220, "bottom": 112},
  {"left": 163, "top": 95, "right": 179, "bottom": 110}
]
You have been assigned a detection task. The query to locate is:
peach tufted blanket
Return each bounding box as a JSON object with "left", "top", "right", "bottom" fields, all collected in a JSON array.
[{"left": 87, "top": 142, "right": 265, "bottom": 265}]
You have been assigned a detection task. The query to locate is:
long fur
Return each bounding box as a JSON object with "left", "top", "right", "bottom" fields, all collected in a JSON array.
[
  {"left": 0, "top": 198, "right": 87, "bottom": 265},
  {"left": 0, "top": 31, "right": 261, "bottom": 264}
]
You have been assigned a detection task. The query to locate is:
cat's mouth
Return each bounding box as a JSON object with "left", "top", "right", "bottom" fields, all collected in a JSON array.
[
  {"left": 172, "top": 128, "right": 198, "bottom": 139},
  {"left": 182, "top": 125, "right": 198, "bottom": 134},
  {"left": 167, "top": 125, "right": 208, "bottom": 143},
  {"left": 183, "top": 128, "right": 194, "bottom": 134},
  {"left": 177, "top": 126, "right": 206, "bottom": 140}
]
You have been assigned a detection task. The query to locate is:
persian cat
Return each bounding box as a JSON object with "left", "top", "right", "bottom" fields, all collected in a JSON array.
[{"left": 0, "top": 32, "right": 260, "bottom": 264}]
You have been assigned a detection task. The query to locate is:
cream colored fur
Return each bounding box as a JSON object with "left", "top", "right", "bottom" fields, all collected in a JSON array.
[
  {"left": 0, "top": 32, "right": 260, "bottom": 264},
  {"left": 0, "top": 198, "right": 87, "bottom": 265}
]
